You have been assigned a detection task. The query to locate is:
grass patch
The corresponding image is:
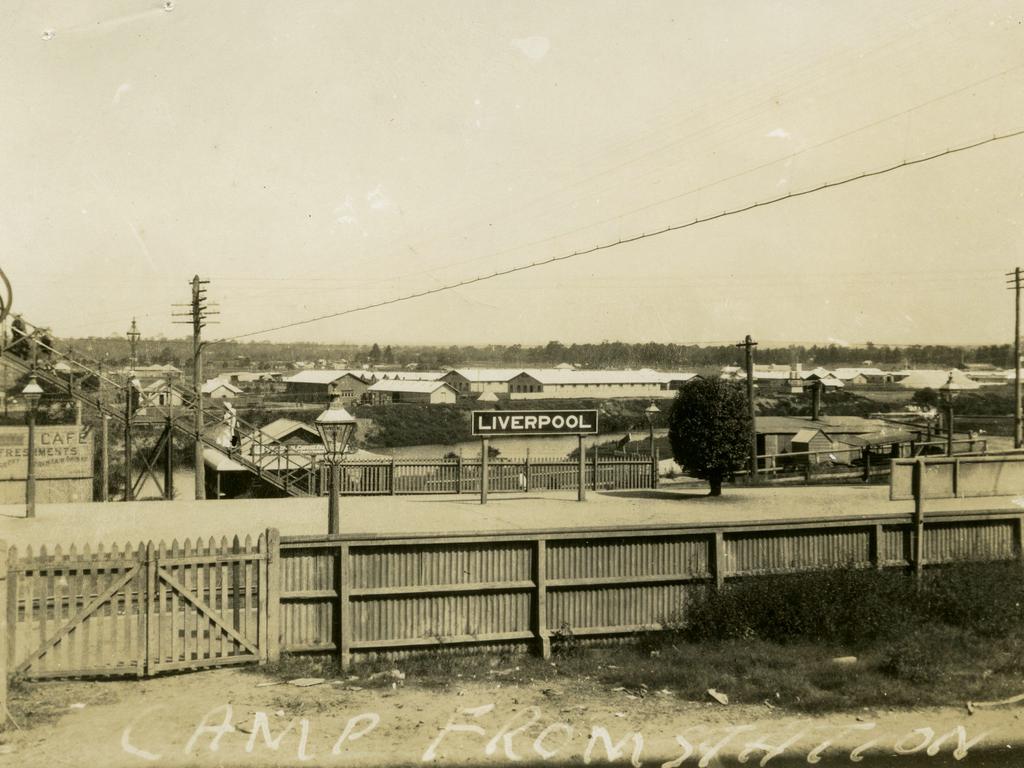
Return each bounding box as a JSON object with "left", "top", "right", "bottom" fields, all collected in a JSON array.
[
  {"left": 238, "top": 562, "right": 1024, "bottom": 715},
  {"left": 4, "top": 678, "right": 118, "bottom": 733}
]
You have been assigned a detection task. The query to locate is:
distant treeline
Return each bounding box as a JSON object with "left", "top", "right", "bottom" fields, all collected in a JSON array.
[{"left": 55, "top": 336, "right": 1014, "bottom": 372}]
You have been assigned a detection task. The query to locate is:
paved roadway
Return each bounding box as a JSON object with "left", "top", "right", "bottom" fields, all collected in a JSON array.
[{"left": 1, "top": 485, "right": 1022, "bottom": 547}]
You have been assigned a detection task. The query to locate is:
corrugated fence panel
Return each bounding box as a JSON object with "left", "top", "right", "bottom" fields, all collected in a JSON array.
[
  {"left": 546, "top": 536, "right": 709, "bottom": 580},
  {"left": 352, "top": 591, "right": 531, "bottom": 644},
  {"left": 547, "top": 583, "right": 699, "bottom": 630},
  {"left": 881, "top": 526, "right": 910, "bottom": 566},
  {"left": 280, "top": 545, "right": 336, "bottom": 652},
  {"left": 924, "top": 521, "right": 1016, "bottom": 563},
  {"left": 727, "top": 528, "right": 872, "bottom": 575},
  {"left": 350, "top": 542, "right": 532, "bottom": 589}
]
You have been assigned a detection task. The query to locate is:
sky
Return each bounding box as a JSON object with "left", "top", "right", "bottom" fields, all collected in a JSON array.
[{"left": 2, "top": 0, "right": 1023, "bottom": 348}]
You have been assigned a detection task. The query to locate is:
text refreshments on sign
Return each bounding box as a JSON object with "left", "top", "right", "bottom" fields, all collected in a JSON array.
[{"left": 472, "top": 410, "right": 599, "bottom": 436}]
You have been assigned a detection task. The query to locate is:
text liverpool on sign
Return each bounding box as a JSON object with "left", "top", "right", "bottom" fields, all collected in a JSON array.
[{"left": 471, "top": 410, "right": 599, "bottom": 437}]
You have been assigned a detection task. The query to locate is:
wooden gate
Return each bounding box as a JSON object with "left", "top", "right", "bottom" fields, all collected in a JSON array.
[{"left": 8, "top": 530, "right": 278, "bottom": 679}]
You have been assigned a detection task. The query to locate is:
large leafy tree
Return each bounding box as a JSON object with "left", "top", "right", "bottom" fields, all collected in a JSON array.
[{"left": 667, "top": 378, "right": 751, "bottom": 496}]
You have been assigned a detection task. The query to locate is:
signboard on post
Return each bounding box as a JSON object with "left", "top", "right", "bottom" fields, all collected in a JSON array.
[
  {"left": 890, "top": 452, "right": 1024, "bottom": 501},
  {"left": 472, "top": 410, "right": 599, "bottom": 504},
  {"left": 0, "top": 426, "right": 94, "bottom": 504},
  {"left": 471, "top": 409, "right": 599, "bottom": 437}
]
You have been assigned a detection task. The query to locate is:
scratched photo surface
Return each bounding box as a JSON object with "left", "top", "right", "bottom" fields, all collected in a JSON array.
[{"left": 2, "top": 1, "right": 1024, "bottom": 766}]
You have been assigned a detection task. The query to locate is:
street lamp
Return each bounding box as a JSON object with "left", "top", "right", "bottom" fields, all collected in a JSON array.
[
  {"left": 938, "top": 372, "right": 967, "bottom": 457},
  {"left": 21, "top": 374, "right": 43, "bottom": 518},
  {"left": 644, "top": 402, "right": 660, "bottom": 489},
  {"left": 124, "top": 372, "right": 141, "bottom": 501},
  {"left": 315, "top": 398, "right": 357, "bottom": 535}
]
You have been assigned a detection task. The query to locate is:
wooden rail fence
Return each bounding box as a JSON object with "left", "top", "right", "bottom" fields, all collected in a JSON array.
[
  {"left": 5, "top": 506, "right": 1023, "bottom": 681},
  {"left": 276, "top": 506, "right": 1024, "bottom": 670},
  {"left": 304, "top": 455, "right": 657, "bottom": 496}
]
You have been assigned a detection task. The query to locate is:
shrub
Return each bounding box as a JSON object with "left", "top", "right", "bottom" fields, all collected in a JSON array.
[
  {"left": 684, "top": 567, "right": 917, "bottom": 646},
  {"left": 682, "top": 561, "right": 1024, "bottom": 650},
  {"left": 920, "top": 561, "right": 1024, "bottom": 636}
]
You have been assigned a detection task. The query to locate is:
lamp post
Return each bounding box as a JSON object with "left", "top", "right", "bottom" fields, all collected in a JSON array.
[
  {"left": 21, "top": 374, "right": 43, "bottom": 518},
  {"left": 315, "top": 398, "right": 357, "bottom": 535},
  {"left": 644, "top": 402, "right": 660, "bottom": 489},
  {"left": 938, "top": 372, "right": 967, "bottom": 457},
  {"left": 124, "top": 372, "right": 141, "bottom": 501}
]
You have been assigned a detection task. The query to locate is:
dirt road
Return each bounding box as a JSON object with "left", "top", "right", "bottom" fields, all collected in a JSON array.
[{"left": 2, "top": 666, "right": 1020, "bottom": 767}]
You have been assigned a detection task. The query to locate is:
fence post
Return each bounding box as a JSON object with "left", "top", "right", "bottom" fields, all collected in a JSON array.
[
  {"left": 578, "top": 438, "right": 587, "bottom": 501},
  {"left": 591, "top": 444, "right": 598, "bottom": 492},
  {"left": 390, "top": 457, "right": 397, "bottom": 496},
  {"left": 913, "top": 459, "right": 925, "bottom": 582},
  {"left": 862, "top": 450, "right": 871, "bottom": 482},
  {"left": 953, "top": 458, "right": 960, "bottom": 498},
  {"left": 534, "top": 539, "right": 550, "bottom": 659},
  {"left": 265, "top": 528, "right": 280, "bottom": 663},
  {"left": 338, "top": 543, "right": 352, "bottom": 672},
  {"left": 455, "top": 456, "right": 462, "bottom": 494},
  {"left": 872, "top": 524, "right": 884, "bottom": 570},
  {"left": 5, "top": 546, "right": 15, "bottom": 684},
  {"left": 144, "top": 542, "right": 156, "bottom": 676},
  {"left": 712, "top": 532, "right": 726, "bottom": 590},
  {"left": 0, "top": 542, "right": 7, "bottom": 718},
  {"left": 525, "top": 455, "right": 531, "bottom": 493}
]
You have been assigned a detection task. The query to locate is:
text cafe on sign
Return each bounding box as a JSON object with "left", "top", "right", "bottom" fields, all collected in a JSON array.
[{"left": 471, "top": 409, "right": 599, "bottom": 503}]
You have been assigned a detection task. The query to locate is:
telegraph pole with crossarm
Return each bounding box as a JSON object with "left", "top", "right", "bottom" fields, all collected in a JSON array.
[
  {"left": 173, "top": 276, "right": 217, "bottom": 500},
  {"left": 1008, "top": 269, "right": 1023, "bottom": 448},
  {"left": 736, "top": 335, "right": 758, "bottom": 483}
]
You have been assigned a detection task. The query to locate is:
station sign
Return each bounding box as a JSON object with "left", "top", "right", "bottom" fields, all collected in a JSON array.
[{"left": 472, "top": 409, "right": 599, "bottom": 437}]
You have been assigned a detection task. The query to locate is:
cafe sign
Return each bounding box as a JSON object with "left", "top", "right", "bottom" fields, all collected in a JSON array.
[{"left": 0, "top": 426, "right": 94, "bottom": 480}]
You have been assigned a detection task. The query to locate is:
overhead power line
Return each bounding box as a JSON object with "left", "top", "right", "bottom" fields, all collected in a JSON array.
[{"left": 214, "top": 126, "right": 1024, "bottom": 345}]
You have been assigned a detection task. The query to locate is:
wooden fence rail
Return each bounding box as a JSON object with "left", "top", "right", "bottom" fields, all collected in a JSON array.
[
  {"left": 304, "top": 456, "right": 657, "bottom": 496},
  {"left": 7, "top": 532, "right": 278, "bottom": 680},
  {"left": 277, "top": 507, "right": 1024, "bottom": 670},
  {"left": 6, "top": 505, "right": 1024, "bottom": 680}
]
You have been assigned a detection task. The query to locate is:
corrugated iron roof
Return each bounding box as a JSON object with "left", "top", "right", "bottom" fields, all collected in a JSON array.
[
  {"left": 202, "top": 380, "right": 243, "bottom": 395},
  {"left": 259, "top": 418, "right": 319, "bottom": 441},
  {"left": 368, "top": 380, "right": 456, "bottom": 394},
  {"left": 283, "top": 370, "right": 371, "bottom": 385},
  {"left": 519, "top": 368, "right": 692, "bottom": 385},
  {"left": 896, "top": 369, "right": 980, "bottom": 390},
  {"left": 444, "top": 368, "right": 525, "bottom": 383},
  {"left": 792, "top": 428, "right": 825, "bottom": 443}
]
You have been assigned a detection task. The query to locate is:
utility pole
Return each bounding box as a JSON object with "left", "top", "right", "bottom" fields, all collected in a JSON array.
[
  {"left": 124, "top": 375, "right": 135, "bottom": 501},
  {"left": 98, "top": 361, "right": 109, "bottom": 502},
  {"left": 123, "top": 319, "right": 141, "bottom": 502},
  {"left": 736, "top": 335, "right": 758, "bottom": 483},
  {"left": 1009, "top": 269, "right": 1023, "bottom": 448},
  {"left": 174, "top": 276, "right": 216, "bottom": 500}
]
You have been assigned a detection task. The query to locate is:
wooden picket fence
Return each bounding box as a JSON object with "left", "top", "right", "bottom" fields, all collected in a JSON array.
[
  {"left": 316, "top": 455, "right": 658, "bottom": 496},
  {"left": 4, "top": 491, "right": 1022, "bottom": 687},
  {"left": 5, "top": 531, "right": 279, "bottom": 680}
]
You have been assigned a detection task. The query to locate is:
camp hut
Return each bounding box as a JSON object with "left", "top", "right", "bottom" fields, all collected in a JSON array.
[{"left": 790, "top": 428, "right": 832, "bottom": 465}]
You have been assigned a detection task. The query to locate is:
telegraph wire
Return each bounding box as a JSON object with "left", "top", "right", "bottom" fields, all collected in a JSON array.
[
  {"left": 213, "top": 126, "right": 1024, "bottom": 344},
  {"left": 209, "top": 60, "right": 1024, "bottom": 297}
]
